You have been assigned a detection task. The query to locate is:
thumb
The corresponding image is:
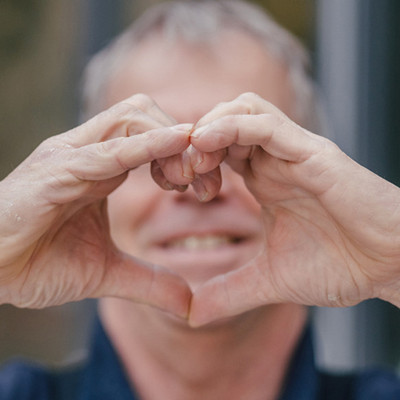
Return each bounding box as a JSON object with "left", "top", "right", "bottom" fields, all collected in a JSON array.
[
  {"left": 189, "top": 254, "right": 282, "bottom": 326},
  {"left": 96, "top": 251, "right": 192, "bottom": 319}
]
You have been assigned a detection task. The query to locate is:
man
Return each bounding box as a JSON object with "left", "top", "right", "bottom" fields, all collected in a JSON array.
[{"left": 1, "top": 1, "right": 400, "bottom": 399}]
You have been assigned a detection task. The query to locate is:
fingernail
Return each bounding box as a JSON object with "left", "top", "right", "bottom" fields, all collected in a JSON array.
[
  {"left": 192, "top": 176, "right": 209, "bottom": 202},
  {"left": 182, "top": 151, "right": 194, "bottom": 179},
  {"left": 188, "top": 147, "right": 204, "bottom": 170},
  {"left": 164, "top": 181, "right": 174, "bottom": 190},
  {"left": 174, "top": 184, "right": 188, "bottom": 192}
]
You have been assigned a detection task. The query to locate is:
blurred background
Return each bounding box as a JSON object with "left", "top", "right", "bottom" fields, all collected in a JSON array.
[{"left": 0, "top": 0, "right": 399, "bottom": 372}]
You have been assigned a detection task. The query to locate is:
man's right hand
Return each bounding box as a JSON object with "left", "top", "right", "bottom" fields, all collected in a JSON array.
[{"left": 0, "top": 94, "right": 192, "bottom": 317}]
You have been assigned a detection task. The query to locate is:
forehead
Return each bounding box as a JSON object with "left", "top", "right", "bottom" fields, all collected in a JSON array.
[{"left": 107, "top": 29, "right": 295, "bottom": 122}]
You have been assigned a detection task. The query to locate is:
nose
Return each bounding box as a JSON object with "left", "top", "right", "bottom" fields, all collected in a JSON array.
[{"left": 171, "top": 164, "right": 250, "bottom": 205}]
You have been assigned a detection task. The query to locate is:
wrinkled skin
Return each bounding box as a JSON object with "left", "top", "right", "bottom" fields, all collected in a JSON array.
[
  {"left": 0, "top": 95, "right": 192, "bottom": 316},
  {"left": 186, "top": 93, "right": 400, "bottom": 325},
  {"left": 1, "top": 92, "right": 400, "bottom": 327}
]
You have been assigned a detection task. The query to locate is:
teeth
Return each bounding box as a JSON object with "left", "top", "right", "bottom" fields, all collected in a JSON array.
[{"left": 167, "top": 235, "right": 234, "bottom": 250}]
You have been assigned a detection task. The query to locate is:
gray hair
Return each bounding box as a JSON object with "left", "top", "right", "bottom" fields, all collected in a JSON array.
[{"left": 82, "top": 0, "right": 326, "bottom": 134}]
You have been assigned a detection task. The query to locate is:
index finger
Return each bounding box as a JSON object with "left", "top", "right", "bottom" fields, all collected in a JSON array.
[
  {"left": 67, "top": 94, "right": 176, "bottom": 147},
  {"left": 191, "top": 113, "right": 324, "bottom": 164},
  {"left": 194, "top": 92, "right": 284, "bottom": 128},
  {"left": 68, "top": 124, "right": 192, "bottom": 181}
]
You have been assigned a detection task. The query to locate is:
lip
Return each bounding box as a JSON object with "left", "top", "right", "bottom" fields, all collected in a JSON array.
[
  {"left": 152, "top": 236, "right": 259, "bottom": 259},
  {"left": 157, "top": 231, "right": 247, "bottom": 250},
  {"left": 131, "top": 209, "right": 264, "bottom": 282},
  {"left": 141, "top": 212, "right": 262, "bottom": 247},
  {"left": 144, "top": 228, "right": 262, "bottom": 272}
]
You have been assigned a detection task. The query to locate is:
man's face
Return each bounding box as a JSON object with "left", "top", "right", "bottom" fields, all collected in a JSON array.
[{"left": 106, "top": 30, "right": 295, "bottom": 289}]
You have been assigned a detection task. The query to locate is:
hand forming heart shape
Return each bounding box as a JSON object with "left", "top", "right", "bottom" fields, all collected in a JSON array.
[{"left": 1, "top": 93, "right": 400, "bottom": 327}]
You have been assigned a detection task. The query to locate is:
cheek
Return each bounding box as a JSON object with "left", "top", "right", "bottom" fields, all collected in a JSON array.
[
  {"left": 221, "top": 166, "right": 262, "bottom": 216},
  {"left": 238, "top": 181, "right": 262, "bottom": 215},
  {"left": 107, "top": 168, "right": 160, "bottom": 247}
]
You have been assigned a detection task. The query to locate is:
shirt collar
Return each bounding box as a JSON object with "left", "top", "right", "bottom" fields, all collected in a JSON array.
[
  {"left": 80, "top": 318, "right": 139, "bottom": 400},
  {"left": 278, "top": 325, "right": 320, "bottom": 400},
  {"left": 82, "top": 318, "right": 320, "bottom": 400}
]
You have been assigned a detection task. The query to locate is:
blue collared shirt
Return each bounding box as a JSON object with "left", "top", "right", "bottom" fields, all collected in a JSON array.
[{"left": 1, "top": 318, "right": 399, "bottom": 399}]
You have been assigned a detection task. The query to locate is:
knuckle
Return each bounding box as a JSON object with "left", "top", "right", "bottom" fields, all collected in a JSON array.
[
  {"left": 36, "top": 136, "right": 56, "bottom": 151},
  {"left": 96, "top": 138, "right": 119, "bottom": 155},
  {"left": 96, "top": 139, "right": 129, "bottom": 171},
  {"left": 131, "top": 93, "right": 155, "bottom": 110},
  {"left": 105, "top": 102, "right": 135, "bottom": 119},
  {"left": 237, "top": 92, "right": 259, "bottom": 101},
  {"left": 40, "top": 134, "right": 63, "bottom": 147},
  {"left": 235, "top": 92, "right": 261, "bottom": 114},
  {"left": 316, "top": 135, "right": 339, "bottom": 154},
  {"left": 105, "top": 94, "right": 156, "bottom": 119},
  {"left": 214, "top": 100, "right": 229, "bottom": 110},
  {"left": 104, "top": 102, "right": 147, "bottom": 132},
  {"left": 265, "top": 112, "right": 283, "bottom": 127},
  {"left": 105, "top": 102, "right": 147, "bottom": 123},
  {"left": 31, "top": 136, "right": 70, "bottom": 162}
]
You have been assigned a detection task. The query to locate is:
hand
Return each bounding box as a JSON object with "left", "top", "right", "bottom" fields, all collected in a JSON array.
[
  {"left": 0, "top": 94, "right": 192, "bottom": 317},
  {"left": 151, "top": 144, "right": 226, "bottom": 202},
  {"left": 187, "top": 92, "right": 400, "bottom": 326}
]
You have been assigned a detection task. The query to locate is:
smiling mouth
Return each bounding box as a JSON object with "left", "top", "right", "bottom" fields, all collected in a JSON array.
[{"left": 162, "top": 234, "right": 243, "bottom": 251}]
